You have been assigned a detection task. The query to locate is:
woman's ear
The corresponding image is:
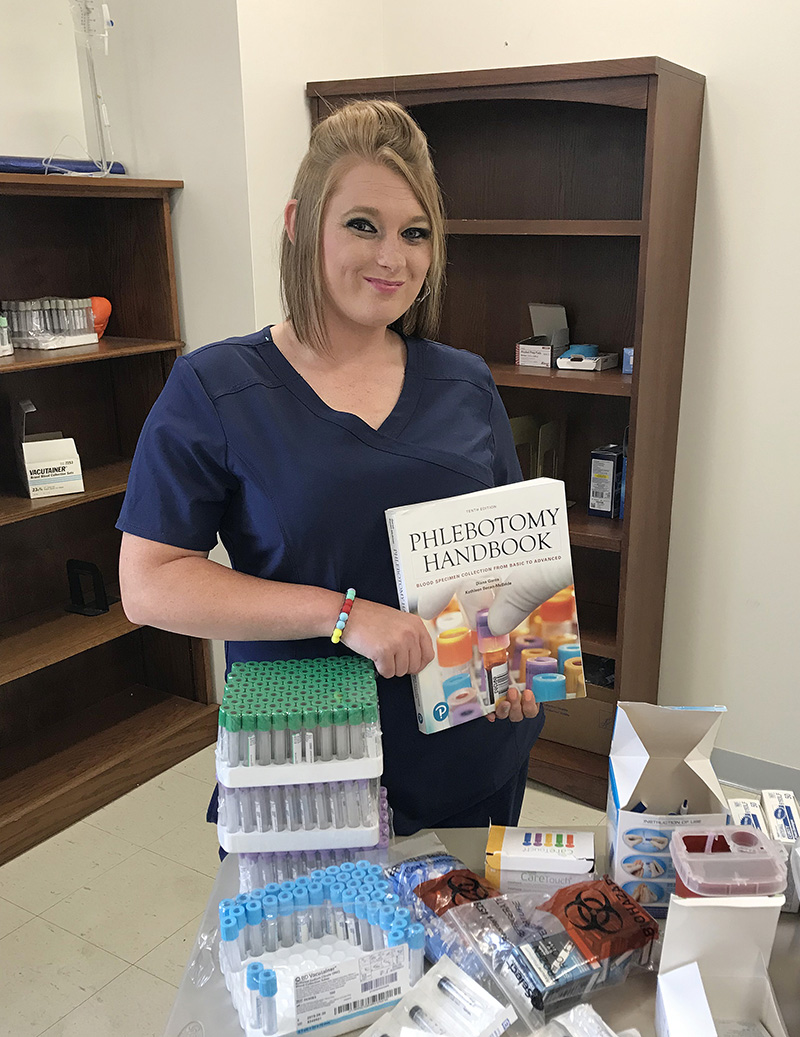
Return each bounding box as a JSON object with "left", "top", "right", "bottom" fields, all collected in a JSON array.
[{"left": 284, "top": 199, "right": 298, "bottom": 244}]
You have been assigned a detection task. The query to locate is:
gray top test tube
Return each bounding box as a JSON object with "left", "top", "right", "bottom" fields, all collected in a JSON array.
[
  {"left": 318, "top": 707, "right": 334, "bottom": 762},
  {"left": 348, "top": 704, "right": 365, "bottom": 759},
  {"left": 272, "top": 711, "right": 287, "bottom": 765},
  {"left": 333, "top": 706, "right": 350, "bottom": 761}
]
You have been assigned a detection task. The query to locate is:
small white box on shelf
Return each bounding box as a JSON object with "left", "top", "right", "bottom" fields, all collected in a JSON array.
[{"left": 14, "top": 399, "right": 84, "bottom": 499}]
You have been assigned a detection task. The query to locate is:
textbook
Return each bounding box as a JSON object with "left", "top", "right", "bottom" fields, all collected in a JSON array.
[{"left": 385, "top": 478, "right": 585, "bottom": 734}]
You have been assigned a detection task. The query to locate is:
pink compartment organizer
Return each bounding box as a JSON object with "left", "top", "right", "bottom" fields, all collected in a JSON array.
[{"left": 669, "top": 825, "right": 787, "bottom": 898}]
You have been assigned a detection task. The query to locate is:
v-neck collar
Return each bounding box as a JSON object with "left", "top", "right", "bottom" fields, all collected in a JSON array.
[{"left": 260, "top": 325, "right": 423, "bottom": 439}]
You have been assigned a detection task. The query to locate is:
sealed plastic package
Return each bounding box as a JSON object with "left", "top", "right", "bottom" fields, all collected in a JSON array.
[{"left": 447, "top": 877, "right": 658, "bottom": 1022}]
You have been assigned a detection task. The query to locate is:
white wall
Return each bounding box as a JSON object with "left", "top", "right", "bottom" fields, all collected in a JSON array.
[
  {"left": 0, "top": 0, "right": 85, "bottom": 156},
  {"left": 236, "top": 0, "right": 386, "bottom": 325},
  {"left": 376, "top": 0, "right": 800, "bottom": 773}
]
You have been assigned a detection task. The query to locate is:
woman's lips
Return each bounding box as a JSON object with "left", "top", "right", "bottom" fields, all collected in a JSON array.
[{"left": 365, "top": 277, "right": 405, "bottom": 294}]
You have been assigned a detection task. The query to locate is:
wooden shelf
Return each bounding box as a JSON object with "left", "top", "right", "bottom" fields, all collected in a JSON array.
[
  {"left": 0, "top": 337, "right": 182, "bottom": 374},
  {"left": 0, "top": 459, "right": 130, "bottom": 527},
  {"left": 528, "top": 738, "right": 608, "bottom": 809},
  {"left": 446, "top": 219, "right": 643, "bottom": 236},
  {"left": 578, "top": 603, "right": 619, "bottom": 659},
  {"left": 0, "top": 599, "right": 139, "bottom": 686},
  {"left": 0, "top": 685, "right": 217, "bottom": 864},
  {"left": 489, "top": 363, "right": 632, "bottom": 397},
  {"left": 0, "top": 172, "right": 184, "bottom": 197},
  {"left": 567, "top": 511, "right": 623, "bottom": 552}
]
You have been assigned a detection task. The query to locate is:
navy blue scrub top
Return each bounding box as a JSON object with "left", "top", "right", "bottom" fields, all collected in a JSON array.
[{"left": 117, "top": 326, "right": 544, "bottom": 831}]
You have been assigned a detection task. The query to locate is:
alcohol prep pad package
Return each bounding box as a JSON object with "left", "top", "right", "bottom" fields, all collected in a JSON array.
[
  {"left": 361, "top": 957, "right": 517, "bottom": 1037},
  {"left": 447, "top": 877, "right": 658, "bottom": 1024}
]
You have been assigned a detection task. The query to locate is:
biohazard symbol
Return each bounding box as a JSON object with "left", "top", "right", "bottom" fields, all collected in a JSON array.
[
  {"left": 564, "top": 889, "right": 623, "bottom": 934},
  {"left": 444, "top": 872, "right": 490, "bottom": 906}
]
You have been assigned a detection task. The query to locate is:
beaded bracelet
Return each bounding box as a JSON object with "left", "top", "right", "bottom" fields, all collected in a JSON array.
[{"left": 331, "top": 588, "right": 356, "bottom": 644}]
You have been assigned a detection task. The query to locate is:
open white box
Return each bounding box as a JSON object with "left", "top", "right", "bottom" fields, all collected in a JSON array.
[
  {"left": 607, "top": 703, "right": 728, "bottom": 913},
  {"left": 656, "top": 893, "right": 788, "bottom": 1037}
]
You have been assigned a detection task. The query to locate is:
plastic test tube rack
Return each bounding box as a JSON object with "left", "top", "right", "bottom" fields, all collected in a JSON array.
[
  {"left": 238, "top": 788, "right": 392, "bottom": 890},
  {"left": 218, "top": 777, "right": 382, "bottom": 853},
  {"left": 217, "top": 657, "right": 383, "bottom": 787},
  {"left": 218, "top": 861, "right": 419, "bottom": 1037}
]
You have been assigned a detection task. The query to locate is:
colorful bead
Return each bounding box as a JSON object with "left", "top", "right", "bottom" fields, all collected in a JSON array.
[{"left": 331, "top": 589, "right": 356, "bottom": 643}]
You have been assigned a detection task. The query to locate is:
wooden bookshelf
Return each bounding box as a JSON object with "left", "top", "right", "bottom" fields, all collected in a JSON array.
[
  {"left": 0, "top": 174, "right": 215, "bottom": 862},
  {"left": 310, "top": 57, "right": 704, "bottom": 805}
]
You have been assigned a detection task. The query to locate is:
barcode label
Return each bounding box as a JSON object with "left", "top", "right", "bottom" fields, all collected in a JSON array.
[
  {"left": 295, "top": 946, "right": 409, "bottom": 1032},
  {"left": 334, "top": 987, "right": 402, "bottom": 1015},
  {"left": 361, "top": 971, "right": 398, "bottom": 993}
]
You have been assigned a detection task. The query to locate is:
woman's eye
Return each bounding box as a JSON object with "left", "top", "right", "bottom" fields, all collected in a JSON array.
[
  {"left": 403, "top": 227, "right": 431, "bottom": 242},
  {"left": 346, "top": 218, "right": 376, "bottom": 233}
]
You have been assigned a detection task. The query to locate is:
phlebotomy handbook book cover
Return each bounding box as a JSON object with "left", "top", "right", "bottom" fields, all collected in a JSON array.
[{"left": 386, "top": 478, "right": 585, "bottom": 734}]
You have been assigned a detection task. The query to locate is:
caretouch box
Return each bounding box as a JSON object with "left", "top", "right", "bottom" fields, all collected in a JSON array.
[
  {"left": 607, "top": 703, "right": 728, "bottom": 915},
  {"left": 485, "top": 826, "right": 595, "bottom": 894},
  {"left": 655, "top": 894, "right": 788, "bottom": 1037}
]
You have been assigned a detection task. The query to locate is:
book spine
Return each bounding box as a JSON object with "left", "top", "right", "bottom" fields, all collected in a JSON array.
[
  {"left": 386, "top": 512, "right": 428, "bottom": 732},
  {"left": 385, "top": 513, "right": 409, "bottom": 612}
]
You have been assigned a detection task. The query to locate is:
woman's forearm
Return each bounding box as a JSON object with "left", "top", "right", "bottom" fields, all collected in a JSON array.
[{"left": 121, "top": 552, "right": 343, "bottom": 641}]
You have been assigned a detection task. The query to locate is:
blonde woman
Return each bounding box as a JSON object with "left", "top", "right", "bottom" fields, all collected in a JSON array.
[{"left": 118, "top": 100, "right": 543, "bottom": 836}]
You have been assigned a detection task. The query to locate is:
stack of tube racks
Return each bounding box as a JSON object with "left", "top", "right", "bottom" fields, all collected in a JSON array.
[{"left": 216, "top": 658, "right": 385, "bottom": 854}]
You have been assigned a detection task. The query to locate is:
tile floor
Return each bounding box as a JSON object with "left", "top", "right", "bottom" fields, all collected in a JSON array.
[{"left": 0, "top": 746, "right": 745, "bottom": 1037}]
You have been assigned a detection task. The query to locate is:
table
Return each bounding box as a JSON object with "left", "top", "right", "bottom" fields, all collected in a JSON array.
[{"left": 163, "top": 827, "right": 800, "bottom": 1036}]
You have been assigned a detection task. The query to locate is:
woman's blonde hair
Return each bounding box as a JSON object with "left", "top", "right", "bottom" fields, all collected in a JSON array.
[{"left": 280, "top": 99, "right": 446, "bottom": 352}]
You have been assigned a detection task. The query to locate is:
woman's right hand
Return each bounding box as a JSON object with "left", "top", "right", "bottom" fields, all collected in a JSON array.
[{"left": 341, "top": 598, "right": 434, "bottom": 678}]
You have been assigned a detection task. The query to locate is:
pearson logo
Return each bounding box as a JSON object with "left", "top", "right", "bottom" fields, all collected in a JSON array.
[{"left": 433, "top": 701, "right": 449, "bottom": 722}]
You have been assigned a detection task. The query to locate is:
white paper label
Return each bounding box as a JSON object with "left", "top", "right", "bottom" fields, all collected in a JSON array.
[{"left": 295, "top": 946, "right": 408, "bottom": 1033}]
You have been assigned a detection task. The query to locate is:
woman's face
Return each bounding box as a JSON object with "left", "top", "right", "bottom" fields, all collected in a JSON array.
[{"left": 319, "top": 160, "right": 433, "bottom": 333}]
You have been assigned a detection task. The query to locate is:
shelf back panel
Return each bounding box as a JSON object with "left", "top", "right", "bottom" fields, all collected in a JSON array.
[
  {"left": 0, "top": 495, "right": 123, "bottom": 624},
  {"left": 440, "top": 235, "right": 639, "bottom": 365},
  {"left": 0, "top": 351, "right": 169, "bottom": 489},
  {"left": 0, "top": 195, "right": 179, "bottom": 340},
  {"left": 410, "top": 99, "right": 647, "bottom": 221},
  {"left": 0, "top": 631, "right": 145, "bottom": 760}
]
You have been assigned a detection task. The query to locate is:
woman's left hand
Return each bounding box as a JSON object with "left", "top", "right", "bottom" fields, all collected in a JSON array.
[{"left": 487, "top": 685, "right": 539, "bottom": 723}]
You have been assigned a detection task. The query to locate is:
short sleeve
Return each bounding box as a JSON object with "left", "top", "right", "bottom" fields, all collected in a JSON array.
[
  {"left": 489, "top": 383, "right": 523, "bottom": 486},
  {"left": 116, "top": 356, "right": 237, "bottom": 551}
]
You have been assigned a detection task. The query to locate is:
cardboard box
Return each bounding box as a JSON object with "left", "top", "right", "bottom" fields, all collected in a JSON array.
[
  {"left": 555, "top": 352, "right": 619, "bottom": 371},
  {"left": 540, "top": 684, "right": 616, "bottom": 755},
  {"left": 515, "top": 304, "right": 569, "bottom": 367},
  {"left": 516, "top": 337, "right": 568, "bottom": 368},
  {"left": 14, "top": 399, "right": 84, "bottom": 498},
  {"left": 622, "top": 347, "right": 634, "bottom": 374},
  {"left": 485, "top": 826, "right": 594, "bottom": 894},
  {"left": 607, "top": 703, "right": 728, "bottom": 915},
  {"left": 656, "top": 894, "right": 788, "bottom": 1037},
  {"left": 589, "top": 443, "right": 624, "bottom": 517},
  {"left": 727, "top": 798, "right": 768, "bottom": 833},
  {"left": 760, "top": 790, "right": 800, "bottom": 912}
]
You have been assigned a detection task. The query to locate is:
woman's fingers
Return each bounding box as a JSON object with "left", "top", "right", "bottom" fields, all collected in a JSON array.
[{"left": 492, "top": 686, "right": 539, "bottom": 722}]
